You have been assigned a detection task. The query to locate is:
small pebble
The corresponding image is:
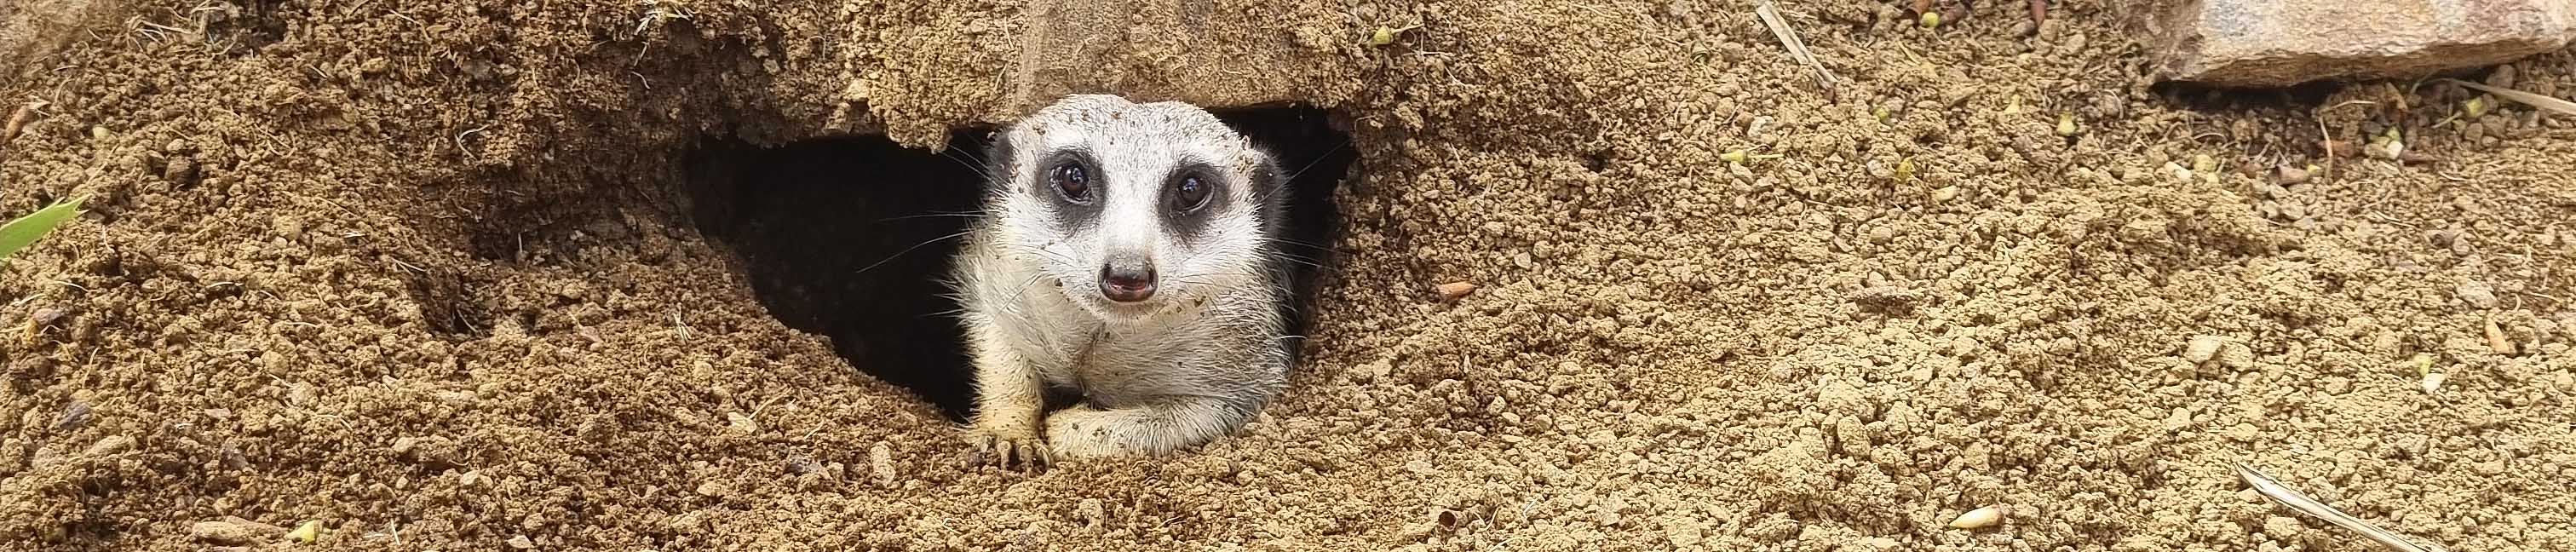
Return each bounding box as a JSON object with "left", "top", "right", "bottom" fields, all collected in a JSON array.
[
  {"left": 695, "top": 480, "right": 732, "bottom": 497},
  {"left": 2163, "top": 162, "right": 2194, "bottom": 183},
  {"left": 1435, "top": 281, "right": 1477, "bottom": 302},
  {"left": 83, "top": 435, "right": 135, "bottom": 456},
  {"left": 725, "top": 412, "right": 758, "bottom": 434},
  {"left": 221, "top": 516, "right": 285, "bottom": 533},
  {"left": 189, "top": 520, "right": 262, "bottom": 544},
  {"left": 1078, "top": 497, "right": 1107, "bottom": 528},
  {"left": 786, "top": 456, "right": 825, "bottom": 476},
  {"left": 2364, "top": 138, "right": 2404, "bottom": 160},
  {"left": 2263, "top": 516, "right": 2306, "bottom": 539},
  {"left": 2421, "top": 372, "right": 2447, "bottom": 394},
  {"left": 2276, "top": 165, "right": 2309, "bottom": 184},
  {"left": 25, "top": 307, "right": 67, "bottom": 341},
  {"left": 2457, "top": 281, "right": 2497, "bottom": 309},
  {"left": 163, "top": 157, "right": 198, "bottom": 185},
  {"left": 434, "top": 391, "right": 478, "bottom": 405},
  {"left": 1950, "top": 505, "right": 2002, "bottom": 529},
  {"left": 871, "top": 441, "right": 897, "bottom": 486},
  {"left": 2486, "top": 316, "right": 2516, "bottom": 355},
  {"left": 54, "top": 400, "right": 92, "bottom": 430},
  {"left": 2217, "top": 342, "right": 2255, "bottom": 369},
  {"left": 2183, "top": 336, "right": 2225, "bottom": 364},
  {"left": 2487, "top": 64, "right": 2518, "bottom": 89},
  {"left": 508, "top": 534, "right": 536, "bottom": 549}
]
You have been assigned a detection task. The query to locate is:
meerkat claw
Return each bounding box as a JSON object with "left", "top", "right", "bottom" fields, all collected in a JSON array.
[{"left": 967, "top": 426, "right": 1049, "bottom": 469}]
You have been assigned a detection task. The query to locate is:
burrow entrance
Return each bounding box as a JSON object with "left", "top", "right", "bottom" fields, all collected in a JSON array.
[{"left": 681, "top": 106, "right": 1356, "bottom": 419}]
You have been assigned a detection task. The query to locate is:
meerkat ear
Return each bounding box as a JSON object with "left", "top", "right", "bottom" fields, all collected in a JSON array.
[
  {"left": 979, "top": 129, "right": 1017, "bottom": 188},
  {"left": 1257, "top": 152, "right": 1292, "bottom": 200},
  {"left": 1247, "top": 152, "right": 1291, "bottom": 230}
]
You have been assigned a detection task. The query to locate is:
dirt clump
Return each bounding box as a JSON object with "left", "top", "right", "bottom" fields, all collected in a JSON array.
[{"left": 3, "top": 1, "right": 2573, "bottom": 550}]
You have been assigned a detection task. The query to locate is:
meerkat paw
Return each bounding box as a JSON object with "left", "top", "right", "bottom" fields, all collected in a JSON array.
[
  {"left": 1044, "top": 400, "right": 1247, "bottom": 460},
  {"left": 1042, "top": 406, "right": 1147, "bottom": 460},
  {"left": 965, "top": 406, "right": 1051, "bottom": 469},
  {"left": 967, "top": 426, "right": 1050, "bottom": 469}
]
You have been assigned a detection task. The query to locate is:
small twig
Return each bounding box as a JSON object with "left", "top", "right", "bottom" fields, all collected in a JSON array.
[
  {"left": 2446, "top": 78, "right": 2576, "bottom": 118},
  {"left": 2315, "top": 118, "right": 2336, "bottom": 177},
  {"left": 454, "top": 122, "right": 494, "bottom": 155},
  {"left": 2234, "top": 463, "right": 2448, "bottom": 552},
  {"left": 1754, "top": 1, "right": 1838, "bottom": 101}
]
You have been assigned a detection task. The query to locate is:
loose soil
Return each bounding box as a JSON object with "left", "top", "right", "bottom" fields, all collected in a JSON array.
[{"left": 3, "top": 0, "right": 2573, "bottom": 550}]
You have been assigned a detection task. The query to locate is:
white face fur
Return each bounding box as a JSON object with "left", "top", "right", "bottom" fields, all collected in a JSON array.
[{"left": 984, "top": 95, "right": 1284, "bottom": 322}]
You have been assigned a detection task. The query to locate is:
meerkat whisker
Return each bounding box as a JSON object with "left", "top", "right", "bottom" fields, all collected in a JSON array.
[
  {"left": 875, "top": 211, "right": 986, "bottom": 223},
  {"left": 1264, "top": 251, "right": 1325, "bottom": 269},
  {"left": 1279, "top": 140, "right": 1348, "bottom": 183},
  {"left": 852, "top": 229, "right": 974, "bottom": 276},
  {"left": 1265, "top": 235, "right": 1333, "bottom": 249},
  {"left": 938, "top": 148, "right": 996, "bottom": 181}
]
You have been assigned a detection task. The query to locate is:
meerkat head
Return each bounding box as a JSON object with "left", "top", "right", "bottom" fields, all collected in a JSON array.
[{"left": 981, "top": 94, "right": 1285, "bottom": 319}]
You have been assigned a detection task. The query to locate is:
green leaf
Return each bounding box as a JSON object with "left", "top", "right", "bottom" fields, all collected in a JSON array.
[{"left": 0, "top": 196, "right": 86, "bottom": 261}]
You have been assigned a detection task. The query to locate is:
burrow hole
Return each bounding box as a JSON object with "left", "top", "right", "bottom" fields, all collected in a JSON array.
[{"left": 681, "top": 107, "right": 1357, "bottom": 419}]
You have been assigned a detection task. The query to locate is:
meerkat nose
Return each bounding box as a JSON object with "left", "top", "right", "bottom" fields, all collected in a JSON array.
[{"left": 1099, "top": 258, "right": 1158, "bottom": 302}]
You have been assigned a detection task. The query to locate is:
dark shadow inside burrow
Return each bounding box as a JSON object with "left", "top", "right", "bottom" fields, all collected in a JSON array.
[{"left": 681, "top": 106, "right": 1355, "bottom": 420}]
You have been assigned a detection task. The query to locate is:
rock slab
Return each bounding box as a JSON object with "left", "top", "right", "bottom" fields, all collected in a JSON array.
[
  {"left": 2141, "top": 0, "right": 2576, "bottom": 87},
  {"left": 1005, "top": 0, "right": 1346, "bottom": 114}
]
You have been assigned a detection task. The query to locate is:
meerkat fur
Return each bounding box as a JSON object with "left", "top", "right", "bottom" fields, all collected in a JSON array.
[{"left": 947, "top": 94, "right": 1294, "bottom": 464}]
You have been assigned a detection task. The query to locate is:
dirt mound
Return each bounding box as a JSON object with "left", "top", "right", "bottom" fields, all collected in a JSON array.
[{"left": 3, "top": 0, "right": 2571, "bottom": 550}]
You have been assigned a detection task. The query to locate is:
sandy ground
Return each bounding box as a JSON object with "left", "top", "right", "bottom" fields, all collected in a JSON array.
[{"left": 3, "top": 0, "right": 2573, "bottom": 550}]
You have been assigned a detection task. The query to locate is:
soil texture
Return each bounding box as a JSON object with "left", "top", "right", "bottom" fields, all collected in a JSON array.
[{"left": 2, "top": 0, "right": 2572, "bottom": 550}]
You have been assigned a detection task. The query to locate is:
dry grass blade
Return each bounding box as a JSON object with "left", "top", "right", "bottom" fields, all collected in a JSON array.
[
  {"left": 2445, "top": 78, "right": 2576, "bottom": 118},
  {"left": 2234, "top": 463, "right": 2448, "bottom": 552},
  {"left": 1754, "top": 0, "right": 1838, "bottom": 101}
]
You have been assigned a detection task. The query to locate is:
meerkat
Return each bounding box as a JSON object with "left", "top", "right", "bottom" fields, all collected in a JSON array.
[{"left": 947, "top": 94, "right": 1296, "bottom": 464}]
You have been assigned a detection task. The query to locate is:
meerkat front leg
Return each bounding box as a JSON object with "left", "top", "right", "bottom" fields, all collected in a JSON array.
[
  {"left": 962, "top": 319, "right": 1050, "bottom": 468},
  {"left": 1044, "top": 397, "right": 1252, "bottom": 459}
]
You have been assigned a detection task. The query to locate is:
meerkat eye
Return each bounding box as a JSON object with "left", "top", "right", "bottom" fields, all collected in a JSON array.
[
  {"left": 1049, "top": 162, "right": 1091, "bottom": 202},
  {"left": 1173, "top": 175, "right": 1213, "bottom": 212}
]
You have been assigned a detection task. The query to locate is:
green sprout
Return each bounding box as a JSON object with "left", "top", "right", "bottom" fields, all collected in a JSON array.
[
  {"left": 1369, "top": 24, "right": 1420, "bottom": 46},
  {"left": 0, "top": 196, "right": 84, "bottom": 262}
]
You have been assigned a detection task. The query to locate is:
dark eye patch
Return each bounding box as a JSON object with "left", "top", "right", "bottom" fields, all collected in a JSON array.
[
  {"left": 1037, "top": 148, "right": 1101, "bottom": 231},
  {"left": 1159, "top": 161, "right": 1228, "bottom": 242}
]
